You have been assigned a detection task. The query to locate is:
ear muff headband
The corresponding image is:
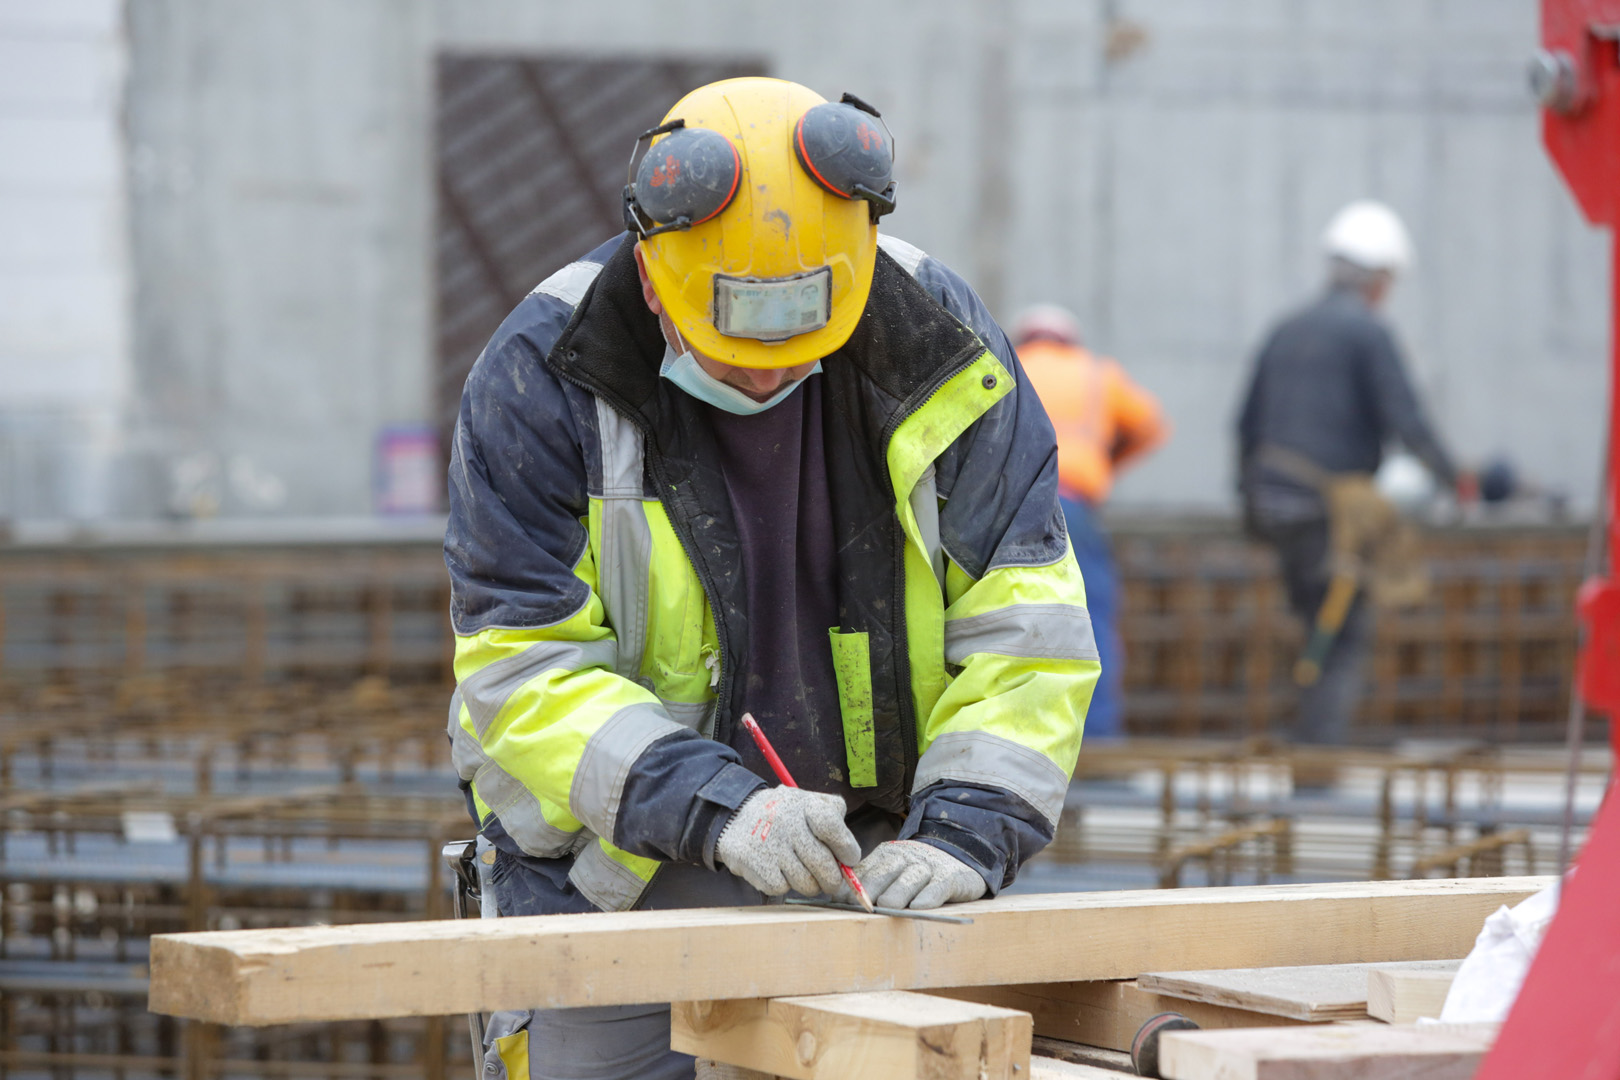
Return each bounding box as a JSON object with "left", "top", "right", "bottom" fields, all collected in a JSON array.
[
  {"left": 624, "top": 121, "right": 742, "bottom": 238},
  {"left": 793, "top": 94, "right": 897, "bottom": 221}
]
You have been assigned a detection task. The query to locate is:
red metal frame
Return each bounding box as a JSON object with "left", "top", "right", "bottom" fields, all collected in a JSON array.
[{"left": 1477, "top": 4, "right": 1620, "bottom": 1076}]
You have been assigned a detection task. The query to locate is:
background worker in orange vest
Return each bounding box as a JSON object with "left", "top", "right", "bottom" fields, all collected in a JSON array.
[{"left": 1013, "top": 305, "right": 1168, "bottom": 739}]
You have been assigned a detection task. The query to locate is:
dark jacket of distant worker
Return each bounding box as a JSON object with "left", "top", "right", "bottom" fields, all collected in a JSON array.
[
  {"left": 1237, "top": 200, "right": 1458, "bottom": 746},
  {"left": 1015, "top": 305, "right": 1166, "bottom": 739},
  {"left": 444, "top": 78, "right": 1096, "bottom": 1080}
]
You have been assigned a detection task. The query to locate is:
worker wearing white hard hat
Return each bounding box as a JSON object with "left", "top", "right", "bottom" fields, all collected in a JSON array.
[
  {"left": 1236, "top": 200, "right": 1461, "bottom": 749},
  {"left": 1322, "top": 199, "right": 1415, "bottom": 275}
]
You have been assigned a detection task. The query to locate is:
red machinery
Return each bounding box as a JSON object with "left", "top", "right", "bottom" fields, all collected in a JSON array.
[{"left": 1476, "top": 4, "right": 1620, "bottom": 1076}]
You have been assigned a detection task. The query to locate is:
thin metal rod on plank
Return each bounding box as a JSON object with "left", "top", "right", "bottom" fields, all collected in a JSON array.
[{"left": 783, "top": 897, "right": 974, "bottom": 924}]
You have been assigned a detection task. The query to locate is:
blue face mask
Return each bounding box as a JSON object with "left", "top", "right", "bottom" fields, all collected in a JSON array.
[{"left": 660, "top": 341, "right": 820, "bottom": 416}]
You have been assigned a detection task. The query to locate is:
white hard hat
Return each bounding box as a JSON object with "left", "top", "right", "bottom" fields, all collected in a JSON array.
[
  {"left": 1322, "top": 200, "right": 1414, "bottom": 274},
  {"left": 1010, "top": 304, "right": 1083, "bottom": 347},
  {"left": 1375, "top": 451, "right": 1436, "bottom": 512}
]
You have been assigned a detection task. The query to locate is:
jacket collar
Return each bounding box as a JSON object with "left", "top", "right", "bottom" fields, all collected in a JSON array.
[{"left": 547, "top": 234, "right": 987, "bottom": 434}]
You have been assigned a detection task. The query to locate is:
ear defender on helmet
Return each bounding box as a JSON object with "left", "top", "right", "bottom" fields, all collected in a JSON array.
[
  {"left": 625, "top": 93, "right": 897, "bottom": 239},
  {"left": 793, "top": 93, "right": 897, "bottom": 222},
  {"left": 622, "top": 120, "right": 742, "bottom": 239}
]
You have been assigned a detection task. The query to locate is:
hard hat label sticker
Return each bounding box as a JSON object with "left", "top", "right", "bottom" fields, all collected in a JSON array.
[{"left": 713, "top": 268, "right": 832, "bottom": 341}]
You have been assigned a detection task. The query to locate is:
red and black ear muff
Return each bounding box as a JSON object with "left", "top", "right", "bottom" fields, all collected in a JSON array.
[
  {"left": 793, "top": 93, "right": 897, "bottom": 222},
  {"left": 622, "top": 120, "right": 742, "bottom": 239}
]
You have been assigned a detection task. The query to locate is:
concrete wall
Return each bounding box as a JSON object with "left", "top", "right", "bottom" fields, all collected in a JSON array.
[
  {"left": 27, "top": 0, "right": 1615, "bottom": 517},
  {"left": 0, "top": 0, "right": 130, "bottom": 519},
  {"left": 125, "top": 0, "right": 433, "bottom": 517},
  {"left": 998, "top": 0, "right": 1612, "bottom": 507},
  {"left": 437, "top": 0, "right": 1613, "bottom": 510}
]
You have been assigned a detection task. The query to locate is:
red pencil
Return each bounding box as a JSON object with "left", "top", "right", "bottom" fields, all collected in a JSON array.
[{"left": 739, "top": 712, "right": 876, "bottom": 914}]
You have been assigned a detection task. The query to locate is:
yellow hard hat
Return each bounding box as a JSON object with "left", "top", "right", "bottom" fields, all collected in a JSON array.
[{"left": 624, "top": 77, "right": 897, "bottom": 369}]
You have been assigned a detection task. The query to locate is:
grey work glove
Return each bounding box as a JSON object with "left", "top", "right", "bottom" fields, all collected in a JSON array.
[
  {"left": 851, "top": 839, "right": 987, "bottom": 910},
  {"left": 714, "top": 786, "right": 860, "bottom": 897}
]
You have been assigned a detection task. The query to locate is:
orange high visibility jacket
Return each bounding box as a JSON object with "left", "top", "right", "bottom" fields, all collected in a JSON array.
[{"left": 1017, "top": 340, "right": 1168, "bottom": 504}]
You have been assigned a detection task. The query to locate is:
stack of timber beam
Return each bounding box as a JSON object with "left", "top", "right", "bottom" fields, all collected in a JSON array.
[{"left": 147, "top": 877, "right": 1546, "bottom": 1080}]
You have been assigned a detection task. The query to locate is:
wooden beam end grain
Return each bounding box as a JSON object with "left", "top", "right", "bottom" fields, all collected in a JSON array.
[
  {"left": 148, "top": 932, "right": 250, "bottom": 1026},
  {"left": 673, "top": 991, "right": 1032, "bottom": 1080},
  {"left": 1366, "top": 968, "right": 1457, "bottom": 1024}
]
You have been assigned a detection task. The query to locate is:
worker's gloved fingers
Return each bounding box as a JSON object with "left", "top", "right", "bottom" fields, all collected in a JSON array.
[
  {"left": 849, "top": 846, "right": 909, "bottom": 899},
  {"left": 910, "top": 865, "right": 985, "bottom": 909},
  {"left": 854, "top": 840, "right": 989, "bottom": 909},
  {"left": 800, "top": 793, "right": 861, "bottom": 867},
  {"left": 909, "top": 876, "right": 956, "bottom": 910},
  {"left": 791, "top": 834, "right": 848, "bottom": 897},
  {"left": 873, "top": 863, "right": 933, "bottom": 910},
  {"left": 848, "top": 848, "right": 900, "bottom": 900},
  {"left": 779, "top": 855, "right": 822, "bottom": 899},
  {"left": 743, "top": 862, "right": 790, "bottom": 897}
]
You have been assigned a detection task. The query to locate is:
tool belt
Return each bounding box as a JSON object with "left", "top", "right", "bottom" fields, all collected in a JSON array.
[{"left": 1253, "top": 444, "right": 1430, "bottom": 609}]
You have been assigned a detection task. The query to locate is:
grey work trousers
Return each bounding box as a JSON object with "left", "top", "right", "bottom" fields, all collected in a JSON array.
[{"left": 1257, "top": 516, "right": 1371, "bottom": 746}]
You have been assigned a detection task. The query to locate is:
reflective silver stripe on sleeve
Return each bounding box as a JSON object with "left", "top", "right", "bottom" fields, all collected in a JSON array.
[
  {"left": 471, "top": 756, "right": 584, "bottom": 858},
  {"left": 568, "top": 836, "right": 657, "bottom": 912},
  {"left": 448, "top": 693, "right": 584, "bottom": 858},
  {"left": 530, "top": 260, "right": 602, "bottom": 306},
  {"left": 876, "top": 233, "right": 927, "bottom": 277},
  {"left": 943, "top": 603, "right": 1099, "bottom": 666},
  {"left": 594, "top": 398, "right": 654, "bottom": 686},
  {"left": 911, "top": 729, "right": 1070, "bottom": 827},
  {"left": 569, "top": 704, "right": 687, "bottom": 841},
  {"left": 908, "top": 464, "right": 945, "bottom": 590},
  {"left": 661, "top": 698, "right": 715, "bottom": 737},
  {"left": 446, "top": 635, "right": 620, "bottom": 858},
  {"left": 446, "top": 686, "right": 480, "bottom": 779},
  {"left": 458, "top": 638, "right": 620, "bottom": 738}
]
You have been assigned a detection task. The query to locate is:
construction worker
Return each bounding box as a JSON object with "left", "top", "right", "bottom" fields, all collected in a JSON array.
[
  {"left": 1012, "top": 305, "right": 1166, "bottom": 739},
  {"left": 444, "top": 78, "right": 1096, "bottom": 1080},
  {"left": 1237, "top": 200, "right": 1460, "bottom": 746}
]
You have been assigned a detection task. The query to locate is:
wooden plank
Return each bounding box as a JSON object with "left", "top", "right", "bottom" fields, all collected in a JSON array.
[
  {"left": 1031, "top": 1037, "right": 1135, "bottom": 1072},
  {"left": 938, "top": 980, "right": 1305, "bottom": 1050},
  {"left": 146, "top": 876, "right": 1547, "bottom": 1026},
  {"left": 670, "top": 992, "right": 1031, "bottom": 1080},
  {"left": 1029, "top": 1059, "right": 1132, "bottom": 1080},
  {"left": 1139, "top": 960, "right": 1462, "bottom": 1021},
  {"left": 1366, "top": 968, "right": 1456, "bottom": 1024},
  {"left": 1159, "top": 1022, "right": 1497, "bottom": 1080}
]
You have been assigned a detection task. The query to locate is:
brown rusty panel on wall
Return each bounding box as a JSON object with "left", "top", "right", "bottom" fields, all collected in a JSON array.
[{"left": 434, "top": 54, "right": 767, "bottom": 439}]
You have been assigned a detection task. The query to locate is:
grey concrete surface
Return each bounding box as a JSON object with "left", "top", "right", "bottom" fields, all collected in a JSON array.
[
  {"left": 0, "top": 0, "right": 131, "bottom": 519},
  {"left": 0, "top": 0, "right": 1610, "bottom": 519}
]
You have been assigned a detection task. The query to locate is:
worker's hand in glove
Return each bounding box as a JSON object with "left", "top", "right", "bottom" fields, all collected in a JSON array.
[
  {"left": 714, "top": 786, "right": 861, "bottom": 897},
  {"left": 850, "top": 840, "right": 987, "bottom": 910}
]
